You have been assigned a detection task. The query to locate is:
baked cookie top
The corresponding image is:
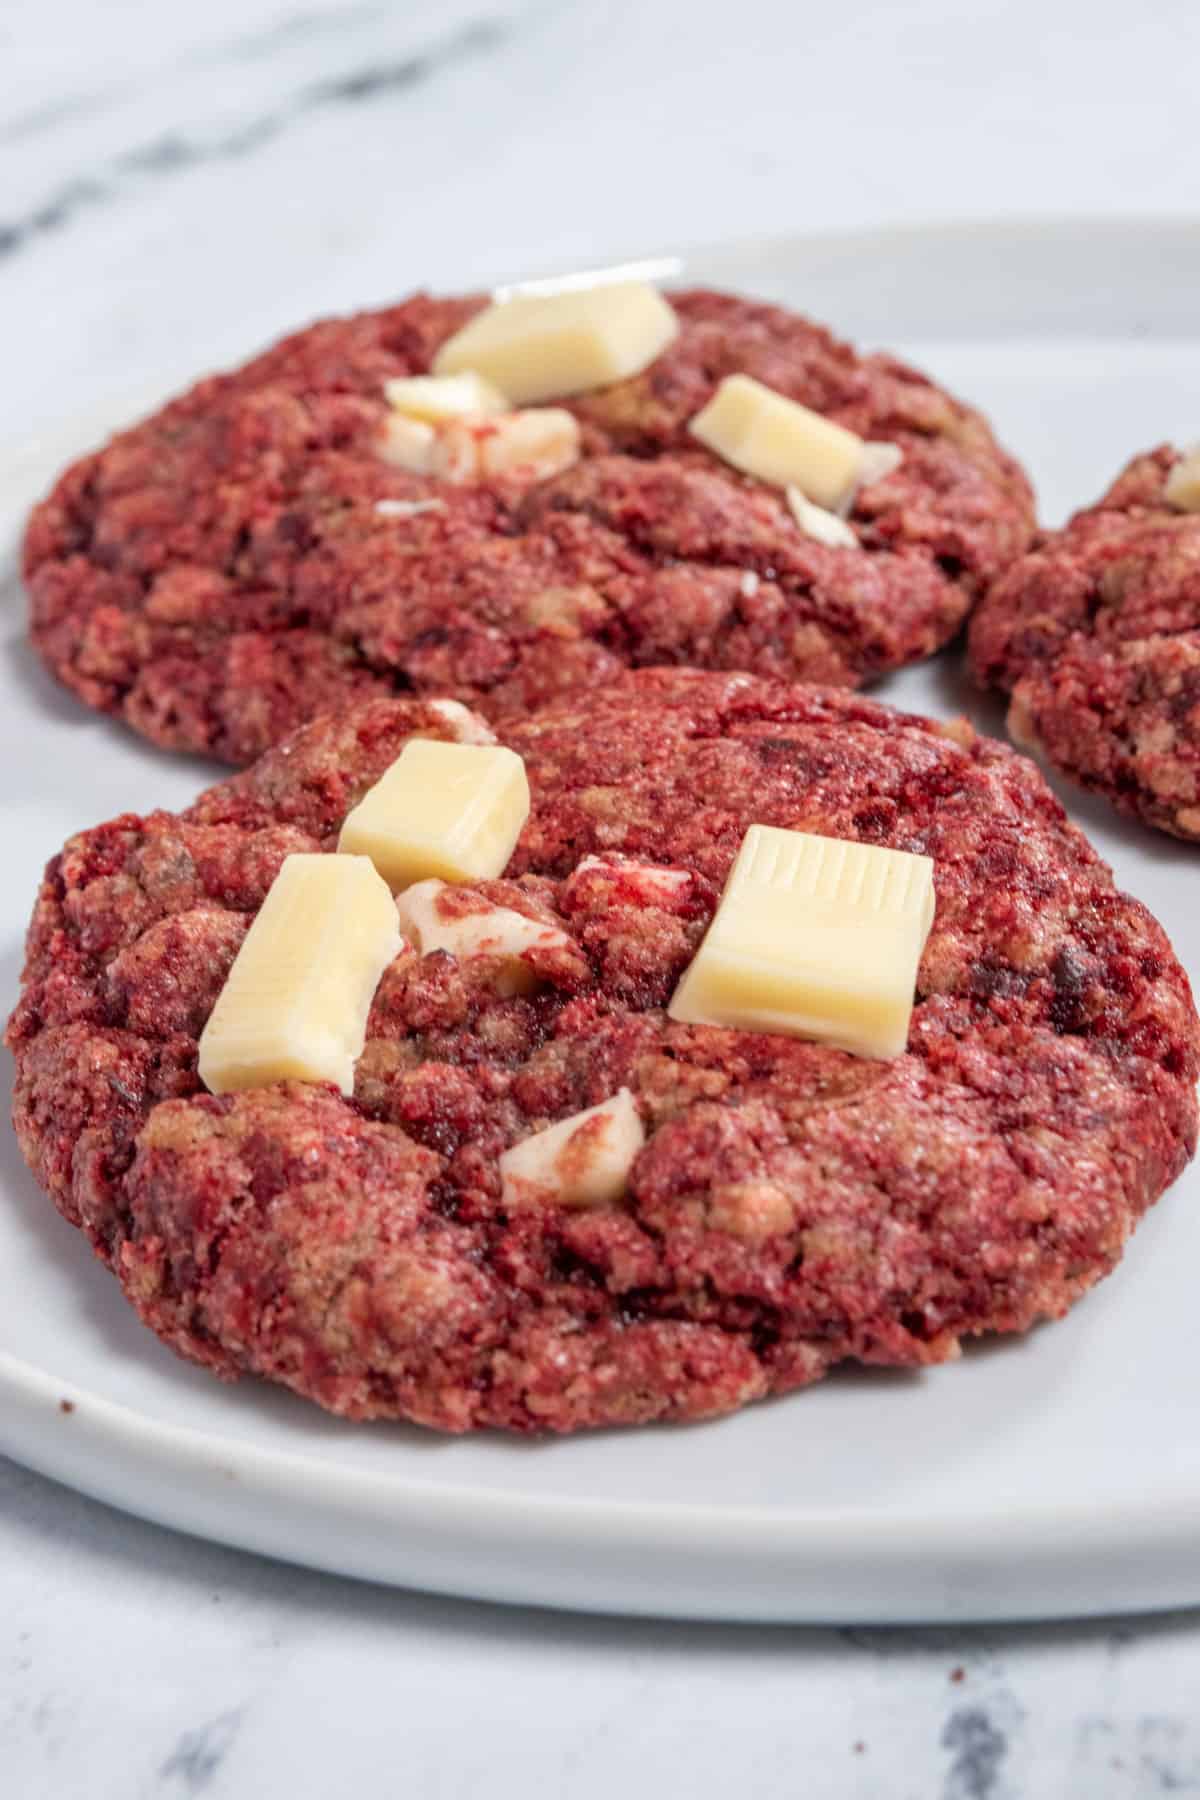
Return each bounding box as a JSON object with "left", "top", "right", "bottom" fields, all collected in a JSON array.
[
  {"left": 970, "top": 447, "right": 1200, "bottom": 841},
  {"left": 25, "top": 288, "right": 1034, "bottom": 765},
  {"left": 8, "top": 670, "right": 1196, "bottom": 1433}
]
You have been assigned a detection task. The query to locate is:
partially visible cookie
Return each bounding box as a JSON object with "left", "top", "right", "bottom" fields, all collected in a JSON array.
[
  {"left": 969, "top": 447, "right": 1200, "bottom": 841},
  {"left": 24, "top": 288, "right": 1035, "bottom": 766}
]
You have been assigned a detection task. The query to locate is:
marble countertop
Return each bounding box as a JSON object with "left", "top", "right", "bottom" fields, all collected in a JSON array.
[{"left": 4, "top": 1, "right": 1200, "bottom": 1793}]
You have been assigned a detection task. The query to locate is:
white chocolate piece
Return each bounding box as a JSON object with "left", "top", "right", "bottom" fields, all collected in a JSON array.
[
  {"left": 433, "top": 282, "right": 679, "bottom": 405},
  {"left": 426, "top": 418, "right": 483, "bottom": 483},
  {"left": 423, "top": 698, "right": 496, "bottom": 745},
  {"left": 384, "top": 371, "right": 508, "bottom": 422},
  {"left": 493, "top": 255, "right": 683, "bottom": 303},
  {"left": 499, "top": 1089, "right": 645, "bottom": 1211},
  {"left": 1165, "top": 447, "right": 1200, "bottom": 513},
  {"left": 375, "top": 497, "right": 446, "bottom": 518},
  {"left": 430, "top": 408, "right": 581, "bottom": 484},
  {"left": 689, "top": 374, "right": 864, "bottom": 511},
  {"left": 787, "top": 486, "right": 858, "bottom": 549},
  {"left": 338, "top": 739, "right": 530, "bottom": 891},
  {"left": 376, "top": 413, "right": 435, "bottom": 473},
  {"left": 480, "top": 407, "right": 580, "bottom": 480},
  {"left": 393, "top": 698, "right": 494, "bottom": 753},
  {"left": 857, "top": 442, "right": 903, "bottom": 489},
  {"left": 572, "top": 855, "right": 693, "bottom": 903},
  {"left": 669, "top": 825, "right": 935, "bottom": 1060},
  {"left": 396, "top": 878, "right": 572, "bottom": 996},
  {"left": 197, "top": 854, "right": 400, "bottom": 1097}
]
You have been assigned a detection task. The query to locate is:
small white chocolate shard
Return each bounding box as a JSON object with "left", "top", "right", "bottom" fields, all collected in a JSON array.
[
  {"left": 423, "top": 698, "right": 496, "bottom": 745},
  {"left": 1165, "top": 447, "right": 1200, "bottom": 513},
  {"left": 384, "top": 371, "right": 508, "bottom": 422},
  {"left": 375, "top": 413, "right": 436, "bottom": 473},
  {"left": 425, "top": 418, "right": 482, "bottom": 483},
  {"left": 493, "top": 255, "right": 684, "bottom": 303},
  {"left": 668, "top": 825, "right": 935, "bottom": 1060},
  {"left": 572, "top": 855, "right": 693, "bottom": 903},
  {"left": 197, "top": 854, "right": 401, "bottom": 1097},
  {"left": 374, "top": 497, "right": 446, "bottom": 518},
  {"left": 430, "top": 408, "right": 581, "bottom": 484},
  {"left": 857, "top": 442, "right": 904, "bottom": 489},
  {"left": 499, "top": 1089, "right": 645, "bottom": 1211},
  {"left": 433, "top": 282, "right": 679, "bottom": 405},
  {"left": 787, "top": 486, "right": 858, "bottom": 548},
  {"left": 396, "top": 878, "right": 573, "bottom": 996},
  {"left": 338, "top": 739, "right": 530, "bottom": 891}
]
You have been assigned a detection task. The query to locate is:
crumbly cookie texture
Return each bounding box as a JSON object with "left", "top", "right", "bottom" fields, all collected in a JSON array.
[
  {"left": 970, "top": 447, "right": 1200, "bottom": 841},
  {"left": 8, "top": 671, "right": 1197, "bottom": 1433},
  {"left": 24, "top": 289, "right": 1034, "bottom": 766}
]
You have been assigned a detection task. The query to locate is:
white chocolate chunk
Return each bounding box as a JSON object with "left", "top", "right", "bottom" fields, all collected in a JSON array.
[
  {"left": 198, "top": 854, "right": 400, "bottom": 1097},
  {"left": 375, "top": 497, "right": 446, "bottom": 518},
  {"left": 1165, "top": 447, "right": 1200, "bottom": 512},
  {"left": 669, "top": 825, "right": 935, "bottom": 1060},
  {"left": 338, "top": 739, "right": 530, "bottom": 891},
  {"left": 480, "top": 407, "right": 580, "bottom": 479},
  {"left": 376, "top": 413, "right": 435, "bottom": 472},
  {"left": 500, "top": 1089, "right": 645, "bottom": 1211},
  {"left": 426, "top": 418, "right": 483, "bottom": 483},
  {"left": 430, "top": 408, "right": 581, "bottom": 484},
  {"left": 384, "top": 371, "right": 508, "bottom": 422},
  {"left": 689, "top": 374, "right": 867, "bottom": 512},
  {"left": 396, "top": 878, "right": 573, "bottom": 996},
  {"left": 787, "top": 486, "right": 858, "bottom": 549},
  {"left": 433, "top": 282, "right": 679, "bottom": 405},
  {"left": 424, "top": 698, "right": 496, "bottom": 744}
]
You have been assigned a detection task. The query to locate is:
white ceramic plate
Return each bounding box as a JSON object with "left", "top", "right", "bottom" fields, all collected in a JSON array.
[{"left": 1, "top": 219, "right": 1198, "bottom": 1623}]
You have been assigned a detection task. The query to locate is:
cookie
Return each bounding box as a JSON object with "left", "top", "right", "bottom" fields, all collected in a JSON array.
[
  {"left": 969, "top": 447, "right": 1200, "bottom": 840},
  {"left": 24, "top": 288, "right": 1034, "bottom": 765},
  {"left": 8, "top": 670, "right": 1196, "bottom": 1433}
]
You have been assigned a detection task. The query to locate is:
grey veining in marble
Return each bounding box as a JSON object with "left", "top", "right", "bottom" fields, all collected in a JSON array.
[
  {"left": 6, "top": 1452, "right": 1200, "bottom": 1799},
  {"left": 1, "top": 10, "right": 517, "bottom": 262}
]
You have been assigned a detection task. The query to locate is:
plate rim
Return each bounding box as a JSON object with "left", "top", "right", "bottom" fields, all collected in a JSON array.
[
  {"left": 6, "top": 1346, "right": 1200, "bottom": 1624},
  {"left": 4, "top": 211, "right": 1199, "bottom": 1621}
]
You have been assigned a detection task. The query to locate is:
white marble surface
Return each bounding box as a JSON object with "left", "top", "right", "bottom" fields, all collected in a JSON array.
[{"left": 4, "top": 0, "right": 1200, "bottom": 1793}]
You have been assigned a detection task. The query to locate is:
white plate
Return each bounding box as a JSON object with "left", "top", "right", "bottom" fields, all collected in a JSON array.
[{"left": 2, "top": 219, "right": 1198, "bottom": 1623}]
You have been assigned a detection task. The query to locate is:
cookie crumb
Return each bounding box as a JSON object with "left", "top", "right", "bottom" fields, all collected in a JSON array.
[
  {"left": 59, "top": 1398, "right": 75, "bottom": 1414},
  {"left": 950, "top": 1666, "right": 966, "bottom": 1684}
]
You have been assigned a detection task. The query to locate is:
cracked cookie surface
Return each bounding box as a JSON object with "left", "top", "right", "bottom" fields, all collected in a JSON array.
[
  {"left": 7, "top": 670, "right": 1197, "bottom": 1433},
  {"left": 24, "top": 289, "right": 1034, "bottom": 765}
]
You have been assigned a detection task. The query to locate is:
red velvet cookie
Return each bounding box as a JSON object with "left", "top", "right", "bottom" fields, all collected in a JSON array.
[
  {"left": 8, "top": 670, "right": 1196, "bottom": 1433},
  {"left": 25, "top": 289, "right": 1034, "bottom": 765}
]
